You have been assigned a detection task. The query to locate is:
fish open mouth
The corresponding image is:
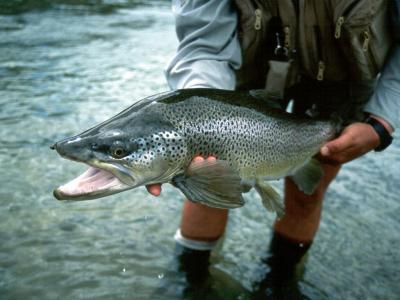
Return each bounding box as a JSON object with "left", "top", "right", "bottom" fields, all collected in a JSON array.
[{"left": 54, "top": 167, "right": 130, "bottom": 201}]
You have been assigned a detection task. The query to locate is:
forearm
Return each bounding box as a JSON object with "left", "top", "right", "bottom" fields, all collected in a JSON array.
[
  {"left": 165, "top": 0, "right": 242, "bottom": 90},
  {"left": 364, "top": 45, "right": 400, "bottom": 131}
]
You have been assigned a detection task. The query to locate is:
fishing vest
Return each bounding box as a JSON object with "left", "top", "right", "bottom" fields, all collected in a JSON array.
[{"left": 233, "top": 0, "right": 395, "bottom": 96}]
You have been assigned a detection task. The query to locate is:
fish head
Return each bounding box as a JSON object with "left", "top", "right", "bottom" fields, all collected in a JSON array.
[{"left": 52, "top": 107, "right": 187, "bottom": 201}]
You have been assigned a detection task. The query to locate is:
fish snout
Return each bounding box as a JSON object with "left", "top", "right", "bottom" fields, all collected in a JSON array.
[
  {"left": 51, "top": 137, "right": 91, "bottom": 161},
  {"left": 50, "top": 140, "right": 69, "bottom": 157}
]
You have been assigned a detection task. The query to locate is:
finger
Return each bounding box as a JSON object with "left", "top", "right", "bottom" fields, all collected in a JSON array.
[
  {"left": 323, "top": 144, "right": 361, "bottom": 164},
  {"left": 146, "top": 184, "right": 162, "bottom": 196},
  {"left": 320, "top": 145, "right": 331, "bottom": 156},
  {"left": 320, "top": 134, "right": 353, "bottom": 157},
  {"left": 207, "top": 156, "right": 216, "bottom": 162},
  {"left": 192, "top": 156, "right": 205, "bottom": 163}
]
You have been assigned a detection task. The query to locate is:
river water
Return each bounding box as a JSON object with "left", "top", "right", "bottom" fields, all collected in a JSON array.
[{"left": 0, "top": 1, "right": 399, "bottom": 299}]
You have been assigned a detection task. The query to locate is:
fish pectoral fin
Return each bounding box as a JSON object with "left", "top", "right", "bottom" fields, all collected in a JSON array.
[
  {"left": 255, "top": 180, "right": 284, "bottom": 218},
  {"left": 171, "top": 159, "right": 244, "bottom": 209},
  {"left": 290, "top": 159, "right": 323, "bottom": 195}
]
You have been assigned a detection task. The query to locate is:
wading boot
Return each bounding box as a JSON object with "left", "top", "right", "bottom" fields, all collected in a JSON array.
[{"left": 252, "top": 231, "right": 312, "bottom": 300}]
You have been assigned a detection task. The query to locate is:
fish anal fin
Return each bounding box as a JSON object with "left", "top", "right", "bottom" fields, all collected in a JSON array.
[
  {"left": 255, "top": 180, "right": 284, "bottom": 218},
  {"left": 172, "top": 159, "right": 244, "bottom": 209},
  {"left": 290, "top": 159, "right": 323, "bottom": 195}
]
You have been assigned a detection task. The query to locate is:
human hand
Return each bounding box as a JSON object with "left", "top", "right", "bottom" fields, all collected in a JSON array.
[
  {"left": 319, "top": 122, "right": 381, "bottom": 165},
  {"left": 145, "top": 156, "right": 217, "bottom": 196}
]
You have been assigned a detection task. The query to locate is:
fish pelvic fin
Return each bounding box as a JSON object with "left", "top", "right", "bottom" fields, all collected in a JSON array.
[
  {"left": 290, "top": 159, "right": 323, "bottom": 195},
  {"left": 255, "top": 180, "right": 284, "bottom": 218},
  {"left": 171, "top": 159, "right": 244, "bottom": 209}
]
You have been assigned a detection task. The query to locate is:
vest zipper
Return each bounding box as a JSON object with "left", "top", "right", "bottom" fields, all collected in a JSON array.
[
  {"left": 362, "top": 30, "right": 370, "bottom": 51},
  {"left": 334, "top": 1, "right": 360, "bottom": 39},
  {"left": 254, "top": 9, "right": 262, "bottom": 30},
  {"left": 363, "top": 29, "right": 378, "bottom": 73},
  {"left": 284, "top": 26, "right": 291, "bottom": 49},
  {"left": 335, "top": 16, "right": 345, "bottom": 38},
  {"left": 317, "top": 61, "right": 325, "bottom": 81},
  {"left": 314, "top": 26, "right": 325, "bottom": 81}
]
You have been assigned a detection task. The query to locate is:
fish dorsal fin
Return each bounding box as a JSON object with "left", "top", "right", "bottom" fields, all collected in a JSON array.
[
  {"left": 255, "top": 180, "right": 284, "bottom": 218},
  {"left": 249, "top": 89, "right": 285, "bottom": 110},
  {"left": 171, "top": 159, "right": 244, "bottom": 209},
  {"left": 290, "top": 159, "right": 323, "bottom": 195}
]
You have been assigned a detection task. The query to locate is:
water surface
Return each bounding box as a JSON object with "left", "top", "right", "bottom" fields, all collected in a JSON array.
[{"left": 0, "top": 1, "right": 399, "bottom": 299}]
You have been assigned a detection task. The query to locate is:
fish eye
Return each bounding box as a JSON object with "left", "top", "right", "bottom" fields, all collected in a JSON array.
[
  {"left": 111, "top": 147, "right": 126, "bottom": 159},
  {"left": 110, "top": 141, "right": 128, "bottom": 159}
]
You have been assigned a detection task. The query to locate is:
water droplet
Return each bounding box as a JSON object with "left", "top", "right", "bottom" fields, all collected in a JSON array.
[{"left": 158, "top": 273, "right": 164, "bottom": 279}]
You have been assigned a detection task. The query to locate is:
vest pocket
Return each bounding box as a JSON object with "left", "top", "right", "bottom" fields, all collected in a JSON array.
[
  {"left": 333, "top": 0, "right": 393, "bottom": 80},
  {"left": 234, "top": 0, "right": 273, "bottom": 89},
  {"left": 299, "top": 1, "right": 344, "bottom": 82}
]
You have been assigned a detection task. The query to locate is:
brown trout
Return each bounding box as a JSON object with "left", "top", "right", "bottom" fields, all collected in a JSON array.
[{"left": 51, "top": 89, "right": 336, "bottom": 216}]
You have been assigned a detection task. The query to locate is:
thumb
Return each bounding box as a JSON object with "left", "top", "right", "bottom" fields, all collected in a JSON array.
[{"left": 146, "top": 184, "right": 162, "bottom": 196}]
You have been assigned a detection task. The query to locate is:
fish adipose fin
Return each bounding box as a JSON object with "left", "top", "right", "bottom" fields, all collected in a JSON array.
[
  {"left": 290, "top": 159, "right": 323, "bottom": 195},
  {"left": 172, "top": 159, "right": 244, "bottom": 209},
  {"left": 255, "top": 180, "right": 284, "bottom": 218}
]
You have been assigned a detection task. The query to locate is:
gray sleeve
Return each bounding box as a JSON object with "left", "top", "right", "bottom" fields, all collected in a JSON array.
[
  {"left": 364, "top": 45, "right": 400, "bottom": 129},
  {"left": 165, "top": 0, "right": 242, "bottom": 90}
]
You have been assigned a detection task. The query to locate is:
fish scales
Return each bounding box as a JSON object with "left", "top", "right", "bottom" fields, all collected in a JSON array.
[{"left": 155, "top": 94, "right": 334, "bottom": 179}]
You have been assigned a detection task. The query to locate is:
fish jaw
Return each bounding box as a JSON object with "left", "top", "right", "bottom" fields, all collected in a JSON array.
[
  {"left": 51, "top": 134, "right": 140, "bottom": 200},
  {"left": 53, "top": 166, "right": 132, "bottom": 201}
]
